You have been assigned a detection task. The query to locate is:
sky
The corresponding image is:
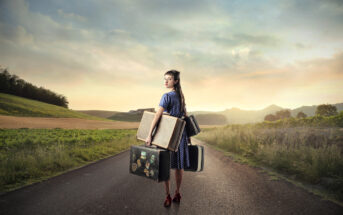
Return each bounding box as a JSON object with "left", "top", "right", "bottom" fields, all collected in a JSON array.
[{"left": 0, "top": 0, "right": 342, "bottom": 112}]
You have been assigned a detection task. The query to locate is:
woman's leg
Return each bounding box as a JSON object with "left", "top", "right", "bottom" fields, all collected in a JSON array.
[
  {"left": 164, "top": 179, "right": 170, "bottom": 195},
  {"left": 175, "top": 169, "right": 183, "bottom": 194}
]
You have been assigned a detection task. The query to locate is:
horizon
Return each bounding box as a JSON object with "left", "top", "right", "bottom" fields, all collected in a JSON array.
[
  {"left": 1, "top": 0, "right": 342, "bottom": 112},
  {"left": 73, "top": 101, "right": 343, "bottom": 113}
]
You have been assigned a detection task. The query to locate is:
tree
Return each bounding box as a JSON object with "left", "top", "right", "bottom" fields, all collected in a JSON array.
[
  {"left": 315, "top": 104, "right": 338, "bottom": 117},
  {"left": 296, "top": 111, "right": 307, "bottom": 118},
  {"left": 275, "top": 109, "right": 291, "bottom": 119},
  {"left": 0, "top": 68, "right": 69, "bottom": 108},
  {"left": 0, "top": 68, "right": 11, "bottom": 92},
  {"left": 8, "top": 74, "right": 19, "bottom": 93},
  {"left": 264, "top": 114, "right": 277, "bottom": 121}
]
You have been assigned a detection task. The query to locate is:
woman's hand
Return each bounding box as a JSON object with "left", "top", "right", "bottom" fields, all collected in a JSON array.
[{"left": 145, "top": 135, "right": 152, "bottom": 146}]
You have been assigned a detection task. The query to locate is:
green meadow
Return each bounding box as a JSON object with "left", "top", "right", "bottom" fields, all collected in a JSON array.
[
  {"left": 196, "top": 114, "right": 343, "bottom": 202},
  {"left": 0, "top": 93, "right": 109, "bottom": 120},
  {"left": 0, "top": 128, "right": 141, "bottom": 193}
]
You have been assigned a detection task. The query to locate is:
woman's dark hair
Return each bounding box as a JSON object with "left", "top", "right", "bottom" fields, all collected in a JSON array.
[{"left": 164, "top": 70, "right": 187, "bottom": 116}]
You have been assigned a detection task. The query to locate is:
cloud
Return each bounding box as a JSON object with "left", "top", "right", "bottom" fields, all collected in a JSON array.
[
  {"left": 214, "top": 33, "right": 280, "bottom": 48},
  {"left": 0, "top": 23, "right": 34, "bottom": 45},
  {"left": 0, "top": 0, "right": 160, "bottom": 81},
  {"left": 276, "top": 0, "right": 343, "bottom": 41},
  {"left": 57, "top": 9, "right": 87, "bottom": 23},
  {"left": 295, "top": 51, "right": 343, "bottom": 81},
  {"left": 179, "top": 50, "right": 343, "bottom": 110},
  {"left": 0, "top": 0, "right": 342, "bottom": 111}
]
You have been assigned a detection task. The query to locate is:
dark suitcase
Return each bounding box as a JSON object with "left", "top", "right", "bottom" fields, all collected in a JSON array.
[
  {"left": 129, "top": 144, "right": 170, "bottom": 182},
  {"left": 183, "top": 115, "right": 201, "bottom": 137},
  {"left": 184, "top": 144, "right": 204, "bottom": 172}
]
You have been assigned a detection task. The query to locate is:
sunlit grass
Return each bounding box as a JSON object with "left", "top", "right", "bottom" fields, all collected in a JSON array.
[
  {"left": 0, "top": 93, "right": 110, "bottom": 120},
  {"left": 0, "top": 128, "right": 141, "bottom": 192},
  {"left": 196, "top": 125, "right": 343, "bottom": 201}
]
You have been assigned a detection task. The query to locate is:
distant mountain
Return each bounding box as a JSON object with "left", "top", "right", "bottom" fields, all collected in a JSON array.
[
  {"left": 76, "top": 110, "right": 120, "bottom": 119},
  {"left": 107, "top": 112, "right": 143, "bottom": 122},
  {"left": 76, "top": 102, "right": 343, "bottom": 125},
  {"left": 217, "top": 103, "right": 343, "bottom": 124},
  {"left": 213, "top": 104, "right": 284, "bottom": 124},
  {"left": 262, "top": 104, "right": 284, "bottom": 113},
  {"left": 78, "top": 109, "right": 157, "bottom": 122},
  {"left": 190, "top": 103, "right": 343, "bottom": 125},
  {"left": 191, "top": 113, "right": 228, "bottom": 125},
  {"left": 291, "top": 103, "right": 343, "bottom": 117},
  {"left": 189, "top": 110, "right": 217, "bottom": 115}
]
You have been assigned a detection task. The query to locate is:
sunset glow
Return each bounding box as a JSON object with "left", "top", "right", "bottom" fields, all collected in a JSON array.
[{"left": 1, "top": 0, "right": 342, "bottom": 112}]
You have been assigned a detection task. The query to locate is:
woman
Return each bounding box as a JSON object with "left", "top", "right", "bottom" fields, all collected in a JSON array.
[{"left": 145, "top": 70, "right": 191, "bottom": 207}]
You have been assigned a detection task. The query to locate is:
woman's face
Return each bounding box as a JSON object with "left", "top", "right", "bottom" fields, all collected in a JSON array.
[{"left": 164, "top": 74, "right": 178, "bottom": 89}]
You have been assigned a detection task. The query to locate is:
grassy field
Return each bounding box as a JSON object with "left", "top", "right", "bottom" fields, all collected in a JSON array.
[
  {"left": 0, "top": 128, "right": 141, "bottom": 193},
  {"left": 196, "top": 123, "right": 343, "bottom": 202},
  {"left": 0, "top": 93, "right": 110, "bottom": 120}
]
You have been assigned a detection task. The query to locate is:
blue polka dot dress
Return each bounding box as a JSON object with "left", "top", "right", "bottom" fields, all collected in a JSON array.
[{"left": 159, "top": 91, "right": 190, "bottom": 169}]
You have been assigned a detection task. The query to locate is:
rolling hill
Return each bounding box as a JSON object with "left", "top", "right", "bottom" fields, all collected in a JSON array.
[
  {"left": 76, "top": 110, "right": 121, "bottom": 119},
  {"left": 291, "top": 103, "right": 343, "bottom": 117},
  {"left": 0, "top": 93, "right": 110, "bottom": 121},
  {"left": 107, "top": 112, "right": 143, "bottom": 122},
  {"left": 76, "top": 110, "right": 144, "bottom": 122},
  {"left": 213, "top": 103, "right": 343, "bottom": 125},
  {"left": 217, "top": 104, "right": 284, "bottom": 124}
]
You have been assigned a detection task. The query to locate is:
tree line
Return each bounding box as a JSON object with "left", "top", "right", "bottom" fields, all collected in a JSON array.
[
  {"left": 0, "top": 67, "right": 69, "bottom": 108},
  {"left": 264, "top": 104, "right": 339, "bottom": 121}
]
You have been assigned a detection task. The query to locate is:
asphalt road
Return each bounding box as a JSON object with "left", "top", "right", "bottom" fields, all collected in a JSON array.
[{"left": 0, "top": 138, "right": 342, "bottom": 215}]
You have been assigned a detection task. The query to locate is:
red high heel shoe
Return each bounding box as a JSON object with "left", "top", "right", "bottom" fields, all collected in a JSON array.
[
  {"left": 172, "top": 191, "right": 181, "bottom": 203},
  {"left": 164, "top": 194, "right": 172, "bottom": 207}
]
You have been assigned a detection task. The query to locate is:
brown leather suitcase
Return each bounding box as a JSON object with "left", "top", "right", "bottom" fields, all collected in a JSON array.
[{"left": 136, "top": 111, "right": 186, "bottom": 152}]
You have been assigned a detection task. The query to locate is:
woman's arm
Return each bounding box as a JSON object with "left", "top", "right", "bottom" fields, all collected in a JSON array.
[{"left": 145, "top": 106, "right": 164, "bottom": 145}]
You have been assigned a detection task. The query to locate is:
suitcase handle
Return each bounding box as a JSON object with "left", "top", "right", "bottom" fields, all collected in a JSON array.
[
  {"left": 187, "top": 137, "right": 192, "bottom": 146},
  {"left": 144, "top": 144, "right": 160, "bottom": 149}
]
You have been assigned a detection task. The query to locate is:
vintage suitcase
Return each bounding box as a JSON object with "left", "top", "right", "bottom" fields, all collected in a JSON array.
[
  {"left": 182, "top": 115, "right": 201, "bottom": 137},
  {"left": 129, "top": 144, "right": 170, "bottom": 182},
  {"left": 184, "top": 144, "right": 204, "bottom": 172},
  {"left": 136, "top": 111, "right": 186, "bottom": 152}
]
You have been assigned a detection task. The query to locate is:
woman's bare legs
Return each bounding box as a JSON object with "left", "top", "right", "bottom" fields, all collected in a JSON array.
[
  {"left": 164, "top": 169, "right": 183, "bottom": 195},
  {"left": 163, "top": 179, "right": 172, "bottom": 207},
  {"left": 175, "top": 169, "right": 183, "bottom": 194},
  {"left": 164, "top": 179, "right": 170, "bottom": 195}
]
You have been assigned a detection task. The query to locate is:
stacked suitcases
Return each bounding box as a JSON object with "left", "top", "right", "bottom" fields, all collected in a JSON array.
[
  {"left": 130, "top": 111, "right": 204, "bottom": 182},
  {"left": 130, "top": 111, "right": 186, "bottom": 182},
  {"left": 182, "top": 114, "right": 204, "bottom": 171}
]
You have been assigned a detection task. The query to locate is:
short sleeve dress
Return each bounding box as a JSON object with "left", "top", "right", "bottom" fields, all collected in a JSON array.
[{"left": 159, "top": 91, "right": 190, "bottom": 169}]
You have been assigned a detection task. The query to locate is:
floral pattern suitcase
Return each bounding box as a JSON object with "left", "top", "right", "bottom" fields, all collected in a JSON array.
[{"left": 129, "top": 144, "right": 170, "bottom": 182}]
